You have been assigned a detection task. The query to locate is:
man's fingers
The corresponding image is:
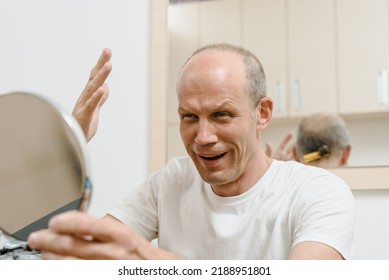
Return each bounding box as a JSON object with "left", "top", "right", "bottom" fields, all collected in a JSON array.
[
  {"left": 28, "top": 228, "right": 78, "bottom": 255},
  {"left": 27, "top": 212, "right": 161, "bottom": 260},
  {"left": 91, "top": 61, "right": 112, "bottom": 91},
  {"left": 47, "top": 212, "right": 133, "bottom": 244},
  {"left": 96, "top": 84, "right": 110, "bottom": 108},
  {"left": 89, "top": 48, "right": 112, "bottom": 81},
  {"left": 28, "top": 228, "right": 135, "bottom": 260},
  {"left": 76, "top": 49, "right": 112, "bottom": 106},
  {"left": 82, "top": 61, "right": 112, "bottom": 101},
  {"left": 82, "top": 85, "right": 109, "bottom": 113}
]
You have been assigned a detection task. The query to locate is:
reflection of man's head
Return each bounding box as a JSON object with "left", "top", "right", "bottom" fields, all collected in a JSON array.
[{"left": 294, "top": 112, "right": 351, "bottom": 168}]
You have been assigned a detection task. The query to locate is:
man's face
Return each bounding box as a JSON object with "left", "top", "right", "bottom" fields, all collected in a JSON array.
[{"left": 177, "top": 50, "right": 261, "bottom": 189}]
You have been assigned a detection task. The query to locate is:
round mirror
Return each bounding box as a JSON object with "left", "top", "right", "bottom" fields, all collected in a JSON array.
[{"left": 0, "top": 92, "right": 91, "bottom": 241}]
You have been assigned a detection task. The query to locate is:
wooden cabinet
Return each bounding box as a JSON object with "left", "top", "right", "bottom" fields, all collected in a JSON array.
[
  {"left": 199, "top": 0, "right": 241, "bottom": 47},
  {"left": 168, "top": 2, "right": 199, "bottom": 125},
  {"left": 337, "top": 0, "right": 389, "bottom": 114},
  {"left": 169, "top": 0, "right": 389, "bottom": 123},
  {"left": 242, "top": 0, "right": 288, "bottom": 118},
  {"left": 287, "top": 0, "right": 337, "bottom": 116},
  {"left": 243, "top": 0, "right": 337, "bottom": 118}
]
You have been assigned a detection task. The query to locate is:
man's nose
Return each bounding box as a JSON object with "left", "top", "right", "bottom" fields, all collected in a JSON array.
[{"left": 194, "top": 120, "right": 218, "bottom": 145}]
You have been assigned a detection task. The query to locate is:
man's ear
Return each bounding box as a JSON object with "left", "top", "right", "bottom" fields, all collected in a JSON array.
[
  {"left": 339, "top": 145, "right": 351, "bottom": 167},
  {"left": 256, "top": 96, "right": 273, "bottom": 130}
]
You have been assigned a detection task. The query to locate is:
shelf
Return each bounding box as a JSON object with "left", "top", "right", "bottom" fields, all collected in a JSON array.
[{"left": 328, "top": 166, "right": 389, "bottom": 190}]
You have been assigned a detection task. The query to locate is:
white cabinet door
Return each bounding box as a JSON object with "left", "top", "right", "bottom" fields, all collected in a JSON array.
[
  {"left": 337, "top": 0, "right": 389, "bottom": 114},
  {"left": 242, "top": 0, "right": 288, "bottom": 118},
  {"left": 168, "top": 2, "right": 199, "bottom": 124},
  {"left": 243, "top": 0, "right": 337, "bottom": 118},
  {"left": 288, "top": 0, "right": 337, "bottom": 116},
  {"left": 199, "top": 0, "right": 241, "bottom": 47}
]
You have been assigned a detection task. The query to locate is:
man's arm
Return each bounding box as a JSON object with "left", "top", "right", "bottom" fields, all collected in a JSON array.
[
  {"left": 72, "top": 48, "right": 112, "bottom": 142},
  {"left": 288, "top": 241, "right": 344, "bottom": 260}
]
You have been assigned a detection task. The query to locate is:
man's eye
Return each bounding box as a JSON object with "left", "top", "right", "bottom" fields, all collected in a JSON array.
[
  {"left": 181, "top": 113, "right": 197, "bottom": 120},
  {"left": 214, "top": 112, "right": 230, "bottom": 118}
]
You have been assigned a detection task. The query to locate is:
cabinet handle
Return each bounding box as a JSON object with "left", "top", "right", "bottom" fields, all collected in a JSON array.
[
  {"left": 293, "top": 79, "right": 302, "bottom": 112},
  {"left": 275, "top": 80, "right": 283, "bottom": 113},
  {"left": 377, "top": 70, "right": 388, "bottom": 105}
]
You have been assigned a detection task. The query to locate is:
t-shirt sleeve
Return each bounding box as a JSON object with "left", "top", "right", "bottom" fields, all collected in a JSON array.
[
  {"left": 108, "top": 177, "right": 159, "bottom": 241},
  {"left": 291, "top": 170, "right": 356, "bottom": 259}
]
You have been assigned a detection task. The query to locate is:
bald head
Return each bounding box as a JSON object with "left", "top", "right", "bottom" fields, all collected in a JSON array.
[{"left": 177, "top": 43, "right": 267, "bottom": 107}]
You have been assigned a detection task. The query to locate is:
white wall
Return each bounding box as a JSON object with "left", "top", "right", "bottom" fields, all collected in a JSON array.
[
  {"left": 0, "top": 0, "right": 150, "bottom": 217},
  {"left": 352, "top": 190, "right": 389, "bottom": 259}
]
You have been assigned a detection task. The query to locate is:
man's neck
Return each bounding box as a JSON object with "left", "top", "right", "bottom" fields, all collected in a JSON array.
[{"left": 211, "top": 152, "right": 273, "bottom": 197}]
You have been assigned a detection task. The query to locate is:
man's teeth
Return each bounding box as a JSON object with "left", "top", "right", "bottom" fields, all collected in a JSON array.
[{"left": 201, "top": 153, "right": 225, "bottom": 160}]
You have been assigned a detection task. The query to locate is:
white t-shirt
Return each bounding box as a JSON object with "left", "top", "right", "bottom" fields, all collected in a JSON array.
[{"left": 109, "top": 156, "right": 355, "bottom": 259}]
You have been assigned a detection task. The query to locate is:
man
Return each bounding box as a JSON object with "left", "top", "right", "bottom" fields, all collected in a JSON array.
[
  {"left": 27, "top": 44, "right": 355, "bottom": 259},
  {"left": 266, "top": 113, "right": 351, "bottom": 168}
]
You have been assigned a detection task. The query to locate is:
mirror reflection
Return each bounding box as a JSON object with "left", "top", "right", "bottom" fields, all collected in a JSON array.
[
  {"left": 166, "top": 0, "right": 389, "bottom": 167},
  {"left": 0, "top": 92, "right": 91, "bottom": 242}
]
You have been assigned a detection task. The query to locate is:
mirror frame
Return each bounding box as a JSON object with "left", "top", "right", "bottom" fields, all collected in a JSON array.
[
  {"left": 149, "top": 0, "right": 389, "bottom": 190},
  {"left": 0, "top": 91, "right": 92, "bottom": 241}
]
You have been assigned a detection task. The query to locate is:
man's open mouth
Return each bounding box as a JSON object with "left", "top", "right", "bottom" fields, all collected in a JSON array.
[{"left": 199, "top": 152, "right": 227, "bottom": 160}]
